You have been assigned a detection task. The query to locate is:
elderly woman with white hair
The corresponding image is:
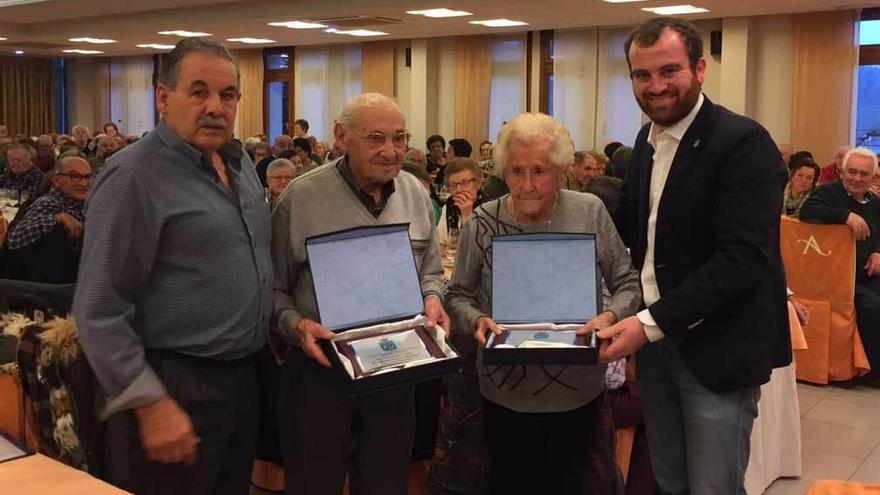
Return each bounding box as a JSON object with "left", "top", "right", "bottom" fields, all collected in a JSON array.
[
  {"left": 265, "top": 158, "right": 297, "bottom": 210},
  {"left": 442, "top": 112, "right": 641, "bottom": 494}
]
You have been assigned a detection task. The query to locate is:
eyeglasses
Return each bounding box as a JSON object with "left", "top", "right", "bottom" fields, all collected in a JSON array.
[
  {"left": 268, "top": 175, "right": 295, "bottom": 181},
  {"left": 448, "top": 178, "right": 477, "bottom": 190},
  {"left": 353, "top": 130, "right": 410, "bottom": 149},
  {"left": 57, "top": 172, "right": 94, "bottom": 183}
]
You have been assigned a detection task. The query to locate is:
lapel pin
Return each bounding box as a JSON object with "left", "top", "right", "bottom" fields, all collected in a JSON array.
[{"left": 693, "top": 139, "right": 701, "bottom": 148}]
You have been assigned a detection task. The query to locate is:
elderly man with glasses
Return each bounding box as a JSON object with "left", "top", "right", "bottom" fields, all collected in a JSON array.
[
  {"left": 271, "top": 92, "right": 448, "bottom": 495},
  {"left": 2, "top": 156, "right": 92, "bottom": 283}
]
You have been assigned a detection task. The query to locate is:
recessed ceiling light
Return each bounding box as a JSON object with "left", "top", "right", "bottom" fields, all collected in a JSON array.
[
  {"left": 326, "top": 29, "right": 389, "bottom": 37},
  {"left": 63, "top": 49, "right": 104, "bottom": 54},
  {"left": 68, "top": 37, "right": 116, "bottom": 44},
  {"left": 158, "top": 30, "right": 212, "bottom": 37},
  {"left": 0, "top": 37, "right": 7, "bottom": 41},
  {"left": 602, "top": 0, "right": 649, "bottom": 2},
  {"left": 641, "top": 4, "right": 709, "bottom": 15},
  {"left": 406, "top": 8, "right": 473, "bottom": 18},
  {"left": 137, "top": 43, "right": 176, "bottom": 50},
  {"left": 226, "top": 37, "right": 276, "bottom": 44},
  {"left": 0, "top": 0, "right": 51, "bottom": 5},
  {"left": 268, "top": 20, "right": 327, "bottom": 29},
  {"left": 469, "top": 19, "right": 528, "bottom": 28},
  {"left": 14, "top": 50, "right": 23, "bottom": 55}
]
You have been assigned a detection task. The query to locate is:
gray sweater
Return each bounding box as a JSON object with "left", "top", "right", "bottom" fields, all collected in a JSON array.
[
  {"left": 446, "top": 190, "right": 641, "bottom": 413},
  {"left": 271, "top": 159, "right": 445, "bottom": 341}
]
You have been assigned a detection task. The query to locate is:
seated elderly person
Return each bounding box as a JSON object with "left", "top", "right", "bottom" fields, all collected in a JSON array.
[
  {"left": 783, "top": 158, "right": 820, "bottom": 217},
  {"left": 265, "top": 158, "right": 296, "bottom": 210},
  {"left": 800, "top": 147, "right": 880, "bottom": 379},
  {"left": 0, "top": 156, "right": 91, "bottom": 283},
  {"left": 293, "top": 137, "right": 320, "bottom": 172},
  {"left": 444, "top": 112, "right": 640, "bottom": 493},
  {"left": 0, "top": 144, "right": 44, "bottom": 200},
  {"left": 439, "top": 158, "right": 485, "bottom": 258},
  {"left": 33, "top": 135, "right": 57, "bottom": 173},
  {"left": 88, "top": 135, "right": 125, "bottom": 173}
]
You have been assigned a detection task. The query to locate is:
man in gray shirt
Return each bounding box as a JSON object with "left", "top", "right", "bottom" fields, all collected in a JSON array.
[
  {"left": 73, "top": 38, "right": 272, "bottom": 494},
  {"left": 272, "top": 92, "right": 449, "bottom": 495}
]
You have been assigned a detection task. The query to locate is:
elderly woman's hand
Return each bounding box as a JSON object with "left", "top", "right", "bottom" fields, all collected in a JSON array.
[
  {"left": 576, "top": 311, "right": 617, "bottom": 336},
  {"left": 475, "top": 316, "right": 503, "bottom": 346}
]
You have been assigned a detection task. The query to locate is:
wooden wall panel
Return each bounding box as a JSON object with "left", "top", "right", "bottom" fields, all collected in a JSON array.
[
  {"left": 361, "top": 41, "right": 395, "bottom": 97},
  {"left": 453, "top": 35, "right": 492, "bottom": 155},
  {"left": 790, "top": 10, "right": 859, "bottom": 164}
]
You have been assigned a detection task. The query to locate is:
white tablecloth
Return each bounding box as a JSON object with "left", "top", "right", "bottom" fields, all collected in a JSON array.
[{"left": 745, "top": 361, "right": 802, "bottom": 494}]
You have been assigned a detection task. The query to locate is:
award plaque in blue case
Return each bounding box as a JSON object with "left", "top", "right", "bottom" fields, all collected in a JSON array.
[
  {"left": 484, "top": 232, "right": 600, "bottom": 365},
  {"left": 306, "top": 224, "right": 460, "bottom": 395}
]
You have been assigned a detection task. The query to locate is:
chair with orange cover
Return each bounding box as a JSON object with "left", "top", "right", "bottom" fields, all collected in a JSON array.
[{"left": 779, "top": 217, "right": 870, "bottom": 383}]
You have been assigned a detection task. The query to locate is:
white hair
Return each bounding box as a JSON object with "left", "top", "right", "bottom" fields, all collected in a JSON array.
[
  {"left": 337, "top": 93, "right": 403, "bottom": 130},
  {"left": 843, "top": 147, "right": 879, "bottom": 174},
  {"left": 493, "top": 112, "right": 575, "bottom": 177},
  {"left": 266, "top": 158, "right": 295, "bottom": 176}
]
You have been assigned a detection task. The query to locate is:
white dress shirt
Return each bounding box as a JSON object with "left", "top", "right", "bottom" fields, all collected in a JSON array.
[{"left": 637, "top": 93, "right": 705, "bottom": 342}]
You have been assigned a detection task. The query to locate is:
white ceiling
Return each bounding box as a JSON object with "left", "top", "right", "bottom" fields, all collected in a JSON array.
[{"left": 0, "top": 0, "right": 877, "bottom": 57}]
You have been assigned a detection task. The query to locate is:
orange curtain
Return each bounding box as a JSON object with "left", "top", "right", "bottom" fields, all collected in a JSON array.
[
  {"left": 790, "top": 10, "right": 859, "bottom": 164},
  {"left": 0, "top": 56, "right": 56, "bottom": 135},
  {"left": 361, "top": 41, "right": 396, "bottom": 97},
  {"left": 454, "top": 36, "right": 492, "bottom": 153}
]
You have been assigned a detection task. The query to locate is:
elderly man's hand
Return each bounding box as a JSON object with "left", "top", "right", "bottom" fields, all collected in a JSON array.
[
  {"left": 790, "top": 298, "right": 810, "bottom": 326},
  {"left": 135, "top": 395, "right": 200, "bottom": 465},
  {"left": 867, "top": 253, "right": 880, "bottom": 278},
  {"left": 55, "top": 212, "right": 83, "bottom": 238},
  {"left": 846, "top": 213, "right": 870, "bottom": 241},
  {"left": 425, "top": 296, "right": 451, "bottom": 335},
  {"left": 474, "top": 316, "right": 502, "bottom": 346},
  {"left": 596, "top": 315, "right": 649, "bottom": 363},
  {"left": 576, "top": 311, "right": 616, "bottom": 336},
  {"left": 293, "top": 318, "right": 335, "bottom": 368}
]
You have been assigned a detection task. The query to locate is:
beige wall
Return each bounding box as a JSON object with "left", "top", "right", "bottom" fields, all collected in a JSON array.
[{"left": 64, "top": 11, "right": 857, "bottom": 156}]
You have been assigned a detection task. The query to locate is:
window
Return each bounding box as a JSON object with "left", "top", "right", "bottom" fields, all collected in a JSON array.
[
  {"left": 296, "top": 45, "right": 361, "bottom": 142},
  {"left": 264, "top": 47, "right": 294, "bottom": 141},
  {"left": 856, "top": 9, "right": 880, "bottom": 153},
  {"left": 489, "top": 36, "right": 526, "bottom": 141}
]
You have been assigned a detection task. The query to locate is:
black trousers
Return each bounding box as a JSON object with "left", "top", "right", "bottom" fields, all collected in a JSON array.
[
  {"left": 855, "top": 275, "right": 880, "bottom": 369},
  {"left": 277, "top": 348, "right": 415, "bottom": 495},
  {"left": 103, "top": 350, "right": 259, "bottom": 495},
  {"left": 483, "top": 394, "right": 623, "bottom": 495}
]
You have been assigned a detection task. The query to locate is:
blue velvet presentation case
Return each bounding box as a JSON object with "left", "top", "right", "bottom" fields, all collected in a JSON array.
[
  {"left": 306, "top": 223, "right": 460, "bottom": 395},
  {"left": 484, "top": 232, "right": 600, "bottom": 365}
]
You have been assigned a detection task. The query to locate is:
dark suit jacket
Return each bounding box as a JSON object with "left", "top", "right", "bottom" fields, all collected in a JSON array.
[{"left": 614, "top": 96, "right": 792, "bottom": 393}]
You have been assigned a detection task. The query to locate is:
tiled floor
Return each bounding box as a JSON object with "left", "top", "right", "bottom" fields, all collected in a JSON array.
[
  {"left": 251, "top": 382, "right": 880, "bottom": 495},
  {"left": 763, "top": 382, "right": 880, "bottom": 494}
]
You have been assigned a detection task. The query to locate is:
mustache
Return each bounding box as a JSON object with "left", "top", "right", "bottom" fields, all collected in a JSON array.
[{"left": 197, "top": 115, "right": 228, "bottom": 128}]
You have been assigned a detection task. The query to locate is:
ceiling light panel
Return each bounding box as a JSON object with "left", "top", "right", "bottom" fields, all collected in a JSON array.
[
  {"left": 63, "top": 49, "right": 104, "bottom": 54},
  {"left": 137, "top": 43, "right": 176, "bottom": 49},
  {"left": 406, "top": 8, "right": 473, "bottom": 18},
  {"left": 268, "top": 20, "right": 327, "bottom": 29},
  {"left": 14, "top": 50, "right": 23, "bottom": 55},
  {"left": 469, "top": 19, "right": 529, "bottom": 27},
  {"left": 158, "top": 30, "right": 212, "bottom": 37},
  {"left": 68, "top": 37, "right": 116, "bottom": 44},
  {"left": 226, "top": 37, "right": 275, "bottom": 44},
  {"left": 325, "top": 29, "right": 389, "bottom": 37},
  {"left": 641, "top": 5, "right": 709, "bottom": 15},
  {"left": 0, "top": 37, "right": 6, "bottom": 41}
]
